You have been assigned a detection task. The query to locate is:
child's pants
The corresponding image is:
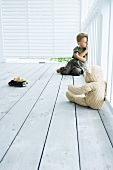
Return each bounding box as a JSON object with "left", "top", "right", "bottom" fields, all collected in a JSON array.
[{"left": 60, "top": 59, "right": 83, "bottom": 76}]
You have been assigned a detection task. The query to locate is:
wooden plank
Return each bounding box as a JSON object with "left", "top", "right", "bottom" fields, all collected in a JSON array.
[
  {"left": 0, "top": 63, "right": 26, "bottom": 77},
  {"left": 0, "top": 63, "right": 33, "bottom": 90},
  {"left": 0, "top": 64, "right": 40, "bottom": 118},
  {"left": 0, "top": 63, "right": 45, "bottom": 92},
  {"left": 73, "top": 75, "right": 113, "bottom": 124},
  {"left": 0, "top": 68, "right": 62, "bottom": 170},
  {"left": 0, "top": 64, "right": 59, "bottom": 162},
  {"left": 0, "top": 63, "right": 45, "bottom": 100},
  {"left": 73, "top": 76, "right": 113, "bottom": 169},
  {"left": 0, "top": 63, "right": 48, "bottom": 120},
  {"left": 0, "top": 63, "right": 13, "bottom": 70},
  {"left": 0, "top": 63, "right": 37, "bottom": 82},
  {"left": 98, "top": 103, "right": 113, "bottom": 146},
  {"left": 39, "top": 75, "right": 79, "bottom": 170},
  {"left": 74, "top": 75, "right": 85, "bottom": 86},
  {"left": 76, "top": 105, "right": 113, "bottom": 170}
]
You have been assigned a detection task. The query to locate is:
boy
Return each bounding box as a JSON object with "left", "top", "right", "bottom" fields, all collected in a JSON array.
[{"left": 56, "top": 33, "right": 88, "bottom": 76}]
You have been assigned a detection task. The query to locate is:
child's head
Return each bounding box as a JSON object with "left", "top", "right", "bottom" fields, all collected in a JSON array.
[{"left": 76, "top": 33, "right": 88, "bottom": 48}]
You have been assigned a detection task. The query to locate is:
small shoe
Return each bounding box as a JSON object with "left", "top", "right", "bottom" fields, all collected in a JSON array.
[
  {"left": 56, "top": 68, "right": 61, "bottom": 73},
  {"left": 66, "top": 91, "right": 75, "bottom": 102}
]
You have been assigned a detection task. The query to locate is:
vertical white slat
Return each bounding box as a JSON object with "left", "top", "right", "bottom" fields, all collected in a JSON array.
[
  {"left": 0, "top": 0, "right": 5, "bottom": 62},
  {"left": 93, "top": 19, "right": 96, "bottom": 64},
  {"left": 91, "top": 19, "right": 94, "bottom": 64},
  {"left": 106, "top": 0, "right": 113, "bottom": 106},
  {"left": 95, "top": 14, "right": 99, "bottom": 65},
  {"left": 96, "top": 11, "right": 102, "bottom": 65},
  {"left": 93, "top": 19, "right": 95, "bottom": 64},
  {"left": 111, "top": 56, "right": 113, "bottom": 107},
  {"left": 89, "top": 22, "right": 92, "bottom": 65},
  {"left": 106, "top": 0, "right": 113, "bottom": 103},
  {"left": 100, "top": 0, "right": 110, "bottom": 80},
  {"left": 90, "top": 20, "right": 94, "bottom": 65},
  {"left": 88, "top": 23, "right": 92, "bottom": 65},
  {"left": 88, "top": 24, "right": 91, "bottom": 65}
]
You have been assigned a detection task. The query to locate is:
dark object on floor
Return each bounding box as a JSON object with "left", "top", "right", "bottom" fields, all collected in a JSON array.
[{"left": 8, "top": 77, "right": 28, "bottom": 87}]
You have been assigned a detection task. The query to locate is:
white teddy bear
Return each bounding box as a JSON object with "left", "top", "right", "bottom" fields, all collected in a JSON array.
[{"left": 66, "top": 65, "right": 107, "bottom": 109}]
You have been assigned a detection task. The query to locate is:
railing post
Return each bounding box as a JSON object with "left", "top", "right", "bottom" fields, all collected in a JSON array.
[{"left": 0, "top": 0, "right": 5, "bottom": 62}]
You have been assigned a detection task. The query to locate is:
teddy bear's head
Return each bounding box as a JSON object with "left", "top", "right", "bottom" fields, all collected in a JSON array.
[{"left": 85, "top": 65, "right": 103, "bottom": 83}]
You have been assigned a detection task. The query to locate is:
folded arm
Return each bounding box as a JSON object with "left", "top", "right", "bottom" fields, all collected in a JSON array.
[
  {"left": 73, "top": 48, "right": 88, "bottom": 62},
  {"left": 68, "top": 84, "right": 92, "bottom": 95}
]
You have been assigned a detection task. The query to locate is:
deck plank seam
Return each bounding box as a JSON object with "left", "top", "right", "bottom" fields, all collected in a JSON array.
[
  {"left": 24, "top": 64, "right": 46, "bottom": 80},
  {"left": 98, "top": 110, "right": 113, "bottom": 148},
  {"left": 74, "top": 105, "right": 81, "bottom": 170},
  {"left": 0, "top": 64, "right": 46, "bottom": 98},
  {"left": 0, "top": 68, "right": 57, "bottom": 163},
  {"left": 0, "top": 64, "right": 26, "bottom": 77},
  {"left": 0, "top": 64, "right": 31, "bottom": 85},
  {"left": 0, "top": 63, "right": 33, "bottom": 80},
  {"left": 73, "top": 76, "right": 81, "bottom": 170},
  {"left": 37, "top": 64, "right": 52, "bottom": 80},
  {"left": 83, "top": 74, "right": 113, "bottom": 148},
  {"left": 0, "top": 64, "right": 52, "bottom": 121},
  {"left": 37, "top": 75, "right": 63, "bottom": 170}
]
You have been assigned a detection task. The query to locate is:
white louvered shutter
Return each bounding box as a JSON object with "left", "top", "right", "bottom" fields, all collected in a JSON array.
[
  {"left": 54, "top": 0, "right": 80, "bottom": 58},
  {"left": 1, "top": 0, "right": 80, "bottom": 59},
  {"left": 28, "top": 0, "right": 54, "bottom": 58},
  {"left": 2, "top": 0, "right": 29, "bottom": 58}
]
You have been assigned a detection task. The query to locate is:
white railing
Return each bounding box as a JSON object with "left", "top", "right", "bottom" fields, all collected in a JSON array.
[{"left": 81, "top": 0, "right": 113, "bottom": 111}]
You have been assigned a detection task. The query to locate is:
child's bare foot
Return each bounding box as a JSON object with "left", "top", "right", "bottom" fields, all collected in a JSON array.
[{"left": 56, "top": 68, "right": 61, "bottom": 73}]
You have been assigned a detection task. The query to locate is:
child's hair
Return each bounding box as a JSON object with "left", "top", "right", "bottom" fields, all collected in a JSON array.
[{"left": 76, "top": 33, "right": 88, "bottom": 42}]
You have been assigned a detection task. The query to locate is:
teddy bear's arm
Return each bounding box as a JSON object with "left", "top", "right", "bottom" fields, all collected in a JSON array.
[
  {"left": 68, "top": 84, "right": 92, "bottom": 95},
  {"left": 66, "top": 91, "right": 88, "bottom": 106}
]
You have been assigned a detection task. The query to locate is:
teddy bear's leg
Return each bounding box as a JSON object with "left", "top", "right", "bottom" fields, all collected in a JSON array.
[{"left": 66, "top": 91, "right": 88, "bottom": 107}]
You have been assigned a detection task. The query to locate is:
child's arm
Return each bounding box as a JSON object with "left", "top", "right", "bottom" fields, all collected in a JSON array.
[
  {"left": 79, "top": 48, "right": 88, "bottom": 57},
  {"left": 73, "top": 53, "right": 87, "bottom": 62},
  {"left": 73, "top": 47, "right": 88, "bottom": 62}
]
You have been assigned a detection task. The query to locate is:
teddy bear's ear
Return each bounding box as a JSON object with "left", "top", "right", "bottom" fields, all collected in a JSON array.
[{"left": 86, "top": 66, "right": 91, "bottom": 74}]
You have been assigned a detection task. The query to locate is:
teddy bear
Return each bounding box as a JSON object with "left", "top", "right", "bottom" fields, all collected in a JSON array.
[{"left": 66, "top": 65, "right": 107, "bottom": 109}]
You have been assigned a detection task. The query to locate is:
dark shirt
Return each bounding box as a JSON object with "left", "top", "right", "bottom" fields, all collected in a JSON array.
[{"left": 72, "top": 46, "right": 88, "bottom": 71}]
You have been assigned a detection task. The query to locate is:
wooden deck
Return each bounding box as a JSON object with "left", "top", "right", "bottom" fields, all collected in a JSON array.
[{"left": 0, "top": 63, "right": 113, "bottom": 170}]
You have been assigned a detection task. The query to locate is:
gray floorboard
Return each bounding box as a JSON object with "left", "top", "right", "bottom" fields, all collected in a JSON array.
[
  {"left": 74, "top": 76, "right": 113, "bottom": 170},
  {"left": 40, "top": 75, "right": 79, "bottom": 170},
  {"left": 0, "top": 63, "right": 113, "bottom": 170}
]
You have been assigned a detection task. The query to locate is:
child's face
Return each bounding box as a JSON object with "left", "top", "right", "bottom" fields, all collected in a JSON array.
[{"left": 78, "top": 37, "right": 88, "bottom": 48}]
